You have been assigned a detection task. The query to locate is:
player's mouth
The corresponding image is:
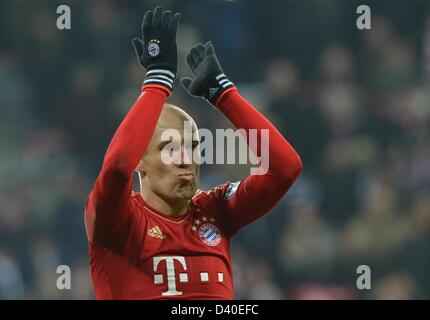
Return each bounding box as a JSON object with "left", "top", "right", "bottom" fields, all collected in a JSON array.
[{"left": 177, "top": 171, "right": 195, "bottom": 181}]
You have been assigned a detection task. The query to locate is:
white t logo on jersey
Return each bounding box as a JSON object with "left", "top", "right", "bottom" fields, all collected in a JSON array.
[{"left": 153, "top": 256, "right": 187, "bottom": 296}]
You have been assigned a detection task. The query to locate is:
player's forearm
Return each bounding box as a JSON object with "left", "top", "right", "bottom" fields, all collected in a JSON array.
[
  {"left": 101, "top": 88, "right": 167, "bottom": 179},
  {"left": 216, "top": 89, "right": 303, "bottom": 184},
  {"left": 215, "top": 89, "right": 302, "bottom": 235}
]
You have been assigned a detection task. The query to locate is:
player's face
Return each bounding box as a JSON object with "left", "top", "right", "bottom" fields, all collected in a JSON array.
[{"left": 139, "top": 110, "right": 200, "bottom": 202}]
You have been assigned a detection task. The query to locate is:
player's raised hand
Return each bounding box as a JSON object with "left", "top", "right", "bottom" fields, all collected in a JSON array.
[
  {"left": 132, "top": 6, "right": 180, "bottom": 93},
  {"left": 181, "top": 41, "right": 235, "bottom": 106}
]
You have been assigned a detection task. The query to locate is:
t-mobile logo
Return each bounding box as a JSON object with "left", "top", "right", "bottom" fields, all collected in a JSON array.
[
  {"left": 153, "top": 256, "right": 188, "bottom": 296},
  {"left": 153, "top": 256, "right": 224, "bottom": 296}
]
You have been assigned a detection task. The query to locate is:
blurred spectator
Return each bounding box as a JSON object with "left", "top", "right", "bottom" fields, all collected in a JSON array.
[
  {"left": 0, "top": 249, "right": 24, "bottom": 299},
  {"left": 373, "top": 272, "right": 419, "bottom": 300},
  {"left": 279, "top": 202, "right": 338, "bottom": 285}
]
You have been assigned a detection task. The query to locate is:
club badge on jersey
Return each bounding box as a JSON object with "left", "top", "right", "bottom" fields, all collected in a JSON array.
[
  {"left": 191, "top": 216, "right": 221, "bottom": 247},
  {"left": 198, "top": 223, "right": 221, "bottom": 247}
]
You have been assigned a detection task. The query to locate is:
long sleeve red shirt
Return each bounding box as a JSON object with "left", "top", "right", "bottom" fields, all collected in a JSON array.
[{"left": 84, "top": 87, "right": 302, "bottom": 299}]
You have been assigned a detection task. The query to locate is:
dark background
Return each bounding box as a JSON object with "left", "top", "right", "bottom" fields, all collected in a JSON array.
[{"left": 1, "top": 0, "right": 430, "bottom": 299}]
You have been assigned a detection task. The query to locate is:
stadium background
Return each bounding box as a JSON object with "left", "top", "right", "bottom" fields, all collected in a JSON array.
[{"left": 1, "top": 0, "right": 430, "bottom": 299}]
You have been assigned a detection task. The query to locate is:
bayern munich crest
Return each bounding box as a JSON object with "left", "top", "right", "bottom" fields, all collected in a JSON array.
[
  {"left": 198, "top": 223, "right": 221, "bottom": 247},
  {"left": 148, "top": 40, "right": 160, "bottom": 57}
]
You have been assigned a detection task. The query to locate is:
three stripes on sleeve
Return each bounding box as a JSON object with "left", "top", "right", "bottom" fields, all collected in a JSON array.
[{"left": 143, "top": 69, "right": 175, "bottom": 93}]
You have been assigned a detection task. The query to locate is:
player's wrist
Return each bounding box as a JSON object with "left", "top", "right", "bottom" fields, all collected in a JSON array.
[
  {"left": 213, "top": 85, "right": 237, "bottom": 108},
  {"left": 205, "top": 72, "right": 236, "bottom": 106},
  {"left": 140, "top": 84, "right": 170, "bottom": 99},
  {"left": 142, "top": 68, "right": 176, "bottom": 96}
]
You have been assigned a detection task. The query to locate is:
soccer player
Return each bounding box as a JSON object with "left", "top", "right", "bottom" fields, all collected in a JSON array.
[{"left": 84, "top": 6, "right": 302, "bottom": 299}]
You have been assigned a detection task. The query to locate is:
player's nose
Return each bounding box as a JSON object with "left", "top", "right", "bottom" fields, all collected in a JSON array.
[{"left": 177, "top": 144, "right": 193, "bottom": 167}]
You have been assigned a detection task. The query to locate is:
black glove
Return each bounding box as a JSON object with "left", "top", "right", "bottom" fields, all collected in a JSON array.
[
  {"left": 132, "top": 6, "right": 180, "bottom": 93},
  {"left": 181, "top": 41, "right": 236, "bottom": 106}
]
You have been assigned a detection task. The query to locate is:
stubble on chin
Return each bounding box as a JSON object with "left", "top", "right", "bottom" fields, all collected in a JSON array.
[{"left": 176, "top": 181, "right": 197, "bottom": 200}]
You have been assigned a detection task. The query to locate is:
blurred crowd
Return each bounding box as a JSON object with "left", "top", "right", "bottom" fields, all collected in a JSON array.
[{"left": 1, "top": 0, "right": 430, "bottom": 299}]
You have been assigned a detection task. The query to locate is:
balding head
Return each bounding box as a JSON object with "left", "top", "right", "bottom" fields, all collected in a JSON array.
[{"left": 156, "top": 103, "right": 198, "bottom": 134}]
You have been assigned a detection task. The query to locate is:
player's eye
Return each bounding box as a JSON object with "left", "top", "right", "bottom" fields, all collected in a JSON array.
[
  {"left": 159, "top": 137, "right": 180, "bottom": 151},
  {"left": 159, "top": 139, "right": 171, "bottom": 151},
  {"left": 172, "top": 141, "right": 181, "bottom": 151},
  {"left": 192, "top": 141, "right": 200, "bottom": 150}
]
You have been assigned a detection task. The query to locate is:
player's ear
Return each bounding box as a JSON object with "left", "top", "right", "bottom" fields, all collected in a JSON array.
[{"left": 136, "top": 158, "right": 146, "bottom": 176}]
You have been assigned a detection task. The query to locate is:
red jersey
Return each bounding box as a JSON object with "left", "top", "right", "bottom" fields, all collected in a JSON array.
[
  {"left": 85, "top": 86, "right": 302, "bottom": 299},
  {"left": 87, "top": 183, "right": 240, "bottom": 299}
]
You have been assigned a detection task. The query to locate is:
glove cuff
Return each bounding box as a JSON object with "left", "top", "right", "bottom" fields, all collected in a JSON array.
[
  {"left": 142, "top": 69, "right": 176, "bottom": 95},
  {"left": 206, "top": 73, "right": 236, "bottom": 105}
]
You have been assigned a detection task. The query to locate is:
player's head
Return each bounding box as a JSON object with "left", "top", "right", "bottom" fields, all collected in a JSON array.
[{"left": 137, "top": 103, "right": 200, "bottom": 204}]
